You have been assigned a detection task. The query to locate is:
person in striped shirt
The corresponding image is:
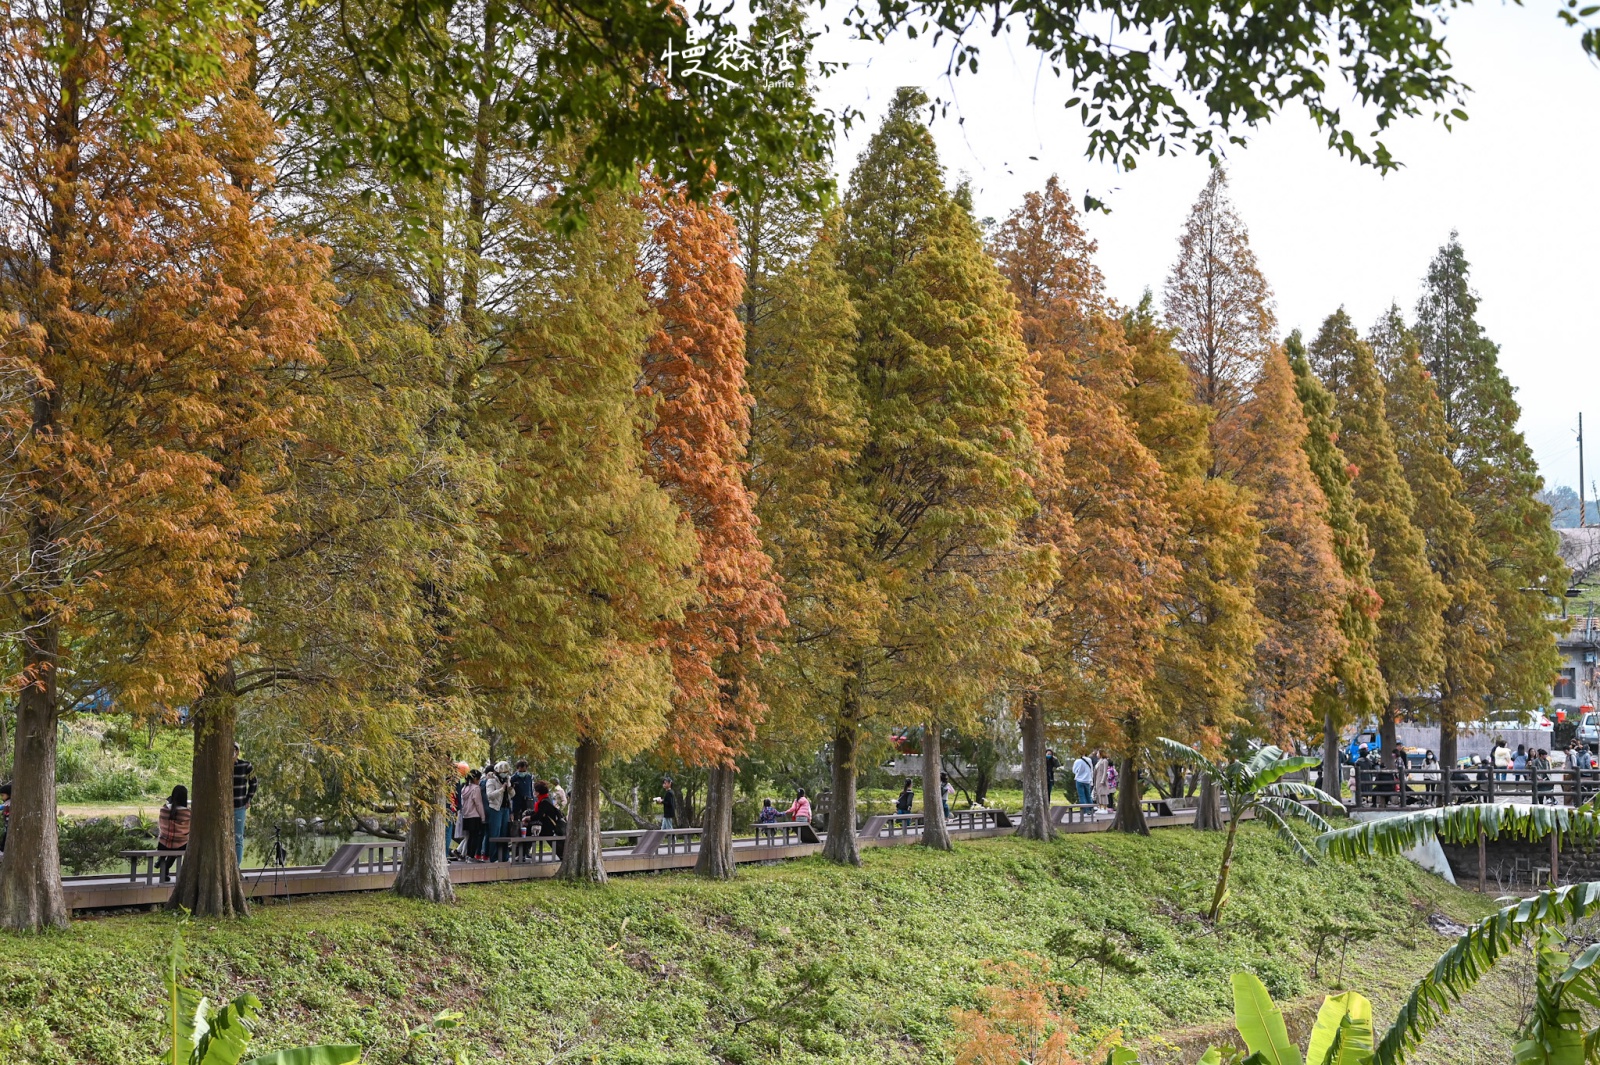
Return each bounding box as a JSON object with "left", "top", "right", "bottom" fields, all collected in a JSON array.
[{"left": 233, "top": 744, "right": 257, "bottom": 867}]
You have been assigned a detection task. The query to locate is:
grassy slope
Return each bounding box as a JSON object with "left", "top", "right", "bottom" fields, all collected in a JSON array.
[{"left": 0, "top": 827, "right": 1520, "bottom": 1065}]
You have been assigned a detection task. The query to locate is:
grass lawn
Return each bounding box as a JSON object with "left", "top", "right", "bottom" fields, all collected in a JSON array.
[{"left": 0, "top": 826, "right": 1525, "bottom": 1065}]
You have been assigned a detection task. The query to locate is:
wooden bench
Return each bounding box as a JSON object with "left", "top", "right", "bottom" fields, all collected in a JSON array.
[
  {"left": 753, "top": 820, "right": 820, "bottom": 846},
  {"left": 858, "top": 814, "right": 921, "bottom": 842},
  {"left": 1141, "top": 799, "right": 1176, "bottom": 818},
  {"left": 118, "top": 849, "right": 185, "bottom": 884},
  {"left": 1048, "top": 804, "right": 1097, "bottom": 826},
  {"left": 319, "top": 842, "right": 404, "bottom": 873}
]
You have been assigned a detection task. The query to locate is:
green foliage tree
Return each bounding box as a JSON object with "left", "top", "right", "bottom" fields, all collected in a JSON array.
[
  {"left": 741, "top": 218, "right": 875, "bottom": 822},
  {"left": 1374, "top": 311, "right": 1499, "bottom": 786},
  {"left": 1413, "top": 237, "right": 1565, "bottom": 719},
  {"left": 826, "top": 87, "right": 1040, "bottom": 861},
  {"left": 1289, "top": 331, "right": 1386, "bottom": 797},
  {"left": 464, "top": 191, "right": 698, "bottom": 884},
  {"left": 1308, "top": 310, "right": 1445, "bottom": 776}
]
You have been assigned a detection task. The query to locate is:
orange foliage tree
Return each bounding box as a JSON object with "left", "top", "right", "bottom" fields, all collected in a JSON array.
[
  {"left": 0, "top": 22, "right": 330, "bottom": 929},
  {"left": 640, "top": 183, "right": 785, "bottom": 877},
  {"left": 1220, "top": 349, "right": 1347, "bottom": 744},
  {"left": 992, "top": 177, "right": 1174, "bottom": 841}
]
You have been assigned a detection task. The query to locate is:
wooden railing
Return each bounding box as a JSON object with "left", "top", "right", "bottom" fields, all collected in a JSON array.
[{"left": 1353, "top": 767, "right": 1600, "bottom": 808}]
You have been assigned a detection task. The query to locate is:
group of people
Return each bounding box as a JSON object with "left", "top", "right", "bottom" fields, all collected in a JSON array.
[
  {"left": 448, "top": 759, "right": 567, "bottom": 863},
  {"left": 148, "top": 744, "right": 257, "bottom": 879},
  {"left": 1352, "top": 737, "right": 1600, "bottom": 807},
  {"left": 1042, "top": 748, "right": 1117, "bottom": 809}
]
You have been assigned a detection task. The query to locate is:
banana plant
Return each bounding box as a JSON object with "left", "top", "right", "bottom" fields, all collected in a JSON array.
[
  {"left": 1105, "top": 887, "right": 1600, "bottom": 1065},
  {"left": 1104, "top": 972, "right": 1374, "bottom": 1065},
  {"left": 1316, "top": 801, "right": 1600, "bottom": 863},
  {"left": 165, "top": 936, "right": 362, "bottom": 1065},
  {"left": 1157, "top": 739, "right": 1341, "bottom": 921}
]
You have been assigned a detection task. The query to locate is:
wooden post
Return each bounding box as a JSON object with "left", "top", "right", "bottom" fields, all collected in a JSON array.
[
  {"left": 1478, "top": 828, "right": 1487, "bottom": 893},
  {"left": 1552, "top": 825, "right": 1561, "bottom": 889}
]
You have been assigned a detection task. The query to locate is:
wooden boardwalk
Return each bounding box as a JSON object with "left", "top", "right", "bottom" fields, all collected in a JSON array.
[{"left": 62, "top": 804, "right": 1203, "bottom": 912}]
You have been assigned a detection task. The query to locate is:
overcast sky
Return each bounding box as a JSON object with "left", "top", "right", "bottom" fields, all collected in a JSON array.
[{"left": 806, "top": 1, "right": 1600, "bottom": 492}]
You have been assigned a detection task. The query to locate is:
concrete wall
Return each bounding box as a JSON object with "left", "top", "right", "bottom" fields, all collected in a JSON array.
[{"left": 1394, "top": 724, "right": 1558, "bottom": 760}]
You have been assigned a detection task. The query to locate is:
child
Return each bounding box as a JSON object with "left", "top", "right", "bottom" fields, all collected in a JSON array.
[{"left": 758, "top": 798, "right": 778, "bottom": 841}]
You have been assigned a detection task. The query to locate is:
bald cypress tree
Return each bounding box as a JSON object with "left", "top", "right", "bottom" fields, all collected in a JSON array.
[
  {"left": 1163, "top": 168, "right": 1276, "bottom": 454},
  {"left": 1376, "top": 310, "right": 1499, "bottom": 785},
  {"left": 1413, "top": 238, "right": 1564, "bottom": 718},
  {"left": 1289, "top": 332, "right": 1385, "bottom": 793},
  {"left": 1221, "top": 347, "right": 1346, "bottom": 744},
  {"left": 1310, "top": 310, "right": 1444, "bottom": 770},
  {"left": 1120, "top": 299, "right": 1260, "bottom": 832},
  {"left": 993, "top": 178, "right": 1174, "bottom": 841},
  {"left": 826, "top": 87, "right": 1039, "bottom": 861}
]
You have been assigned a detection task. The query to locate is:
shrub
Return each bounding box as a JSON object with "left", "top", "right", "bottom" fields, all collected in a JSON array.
[
  {"left": 57, "top": 816, "right": 154, "bottom": 875},
  {"left": 59, "top": 767, "right": 148, "bottom": 803}
]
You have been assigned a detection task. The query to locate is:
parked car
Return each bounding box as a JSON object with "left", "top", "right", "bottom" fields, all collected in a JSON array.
[{"left": 1578, "top": 709, "right": 1600, "bottom": 751}]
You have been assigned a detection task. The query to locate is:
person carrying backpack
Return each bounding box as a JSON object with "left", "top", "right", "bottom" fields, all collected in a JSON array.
[{"left": 895, "top": 779, "right": 914, "bottom": 825}]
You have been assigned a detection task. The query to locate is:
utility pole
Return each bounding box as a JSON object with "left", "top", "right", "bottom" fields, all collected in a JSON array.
[{"left": 1581, "top": 413, "right": 1587, "bottom": 528}]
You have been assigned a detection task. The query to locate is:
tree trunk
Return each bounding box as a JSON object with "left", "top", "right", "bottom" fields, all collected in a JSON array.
[
  {"left": 394, "top": 756, "right": 455, "bottom": 903},
  {"left": 1194, "top": 773, "right": 1224, "bottom": 831},
  {"left": 1379, "top": 700, "right": 1398, "bottom": 760},
  {"left": 1439, "top": 713, "right": 1458, "bottom": 804},
  {"left": 169, "top": 671, "right": 248, "bottom": 917},
  {"left": 694, "top": 763, "right": 737, "bottom": 879},
  {"left": 558, "top": 738, "right": 607, "bottom": 883},
  {"left": 1321, "top": 712, "right": 1343, "bottom": 802},
  {"left": 821, "top": 725, "right": 861, "bottom": 865},
  {"left": 1110, "top": 755, "right": 1149, "bottom": 835},
  {"left": 1207, "top": 816, "right": 1242, "bottom": 921},
  {"left": 1017, "top": 690, "right": 1053, "bottom": 841},
  {"left": 0, "top": 624, "right": 69, "bottom": 931},
  {"left": 921, "top": 717, "right": 952, "bottom": 851}
]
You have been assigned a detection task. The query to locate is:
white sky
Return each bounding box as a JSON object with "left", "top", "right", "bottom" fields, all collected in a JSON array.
[{"left": 807, "top": 1, "right": 1600, "bottom": 491}]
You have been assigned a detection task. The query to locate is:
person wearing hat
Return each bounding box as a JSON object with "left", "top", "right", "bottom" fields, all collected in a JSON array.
[{"left": 484, "top": 760, "right": 511, "bottom": 861}]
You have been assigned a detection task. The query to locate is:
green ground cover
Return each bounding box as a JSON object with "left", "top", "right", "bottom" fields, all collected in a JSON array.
[{"left": 0, "top": 828, "right": 1522, "bottom": 1065}]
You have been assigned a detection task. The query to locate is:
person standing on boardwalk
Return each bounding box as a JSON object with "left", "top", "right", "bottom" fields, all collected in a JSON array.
[
  {"left": 1045, "top": 750, "right": 1059, "bottom": 800},
  {"left": 1092, "top": 751, "right": 1112, "bottom": 810},
  {"left": 657, "top": 778, "right": 677, "bottom": 829},
  {"left": 1072, "top": 752, "right": 1094, "bottom": 805},
  {"left": 232, "top": 744, "right": 257, "bottom": 867},
  {"left": 458, "top": 768, "right": 487, "bottom": 861},
  {"left": 783, "top": 788, "right": 812, "bottom": 824},
  {"left": 509, "top": 760, "right": 535, "bottom": 821}
]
